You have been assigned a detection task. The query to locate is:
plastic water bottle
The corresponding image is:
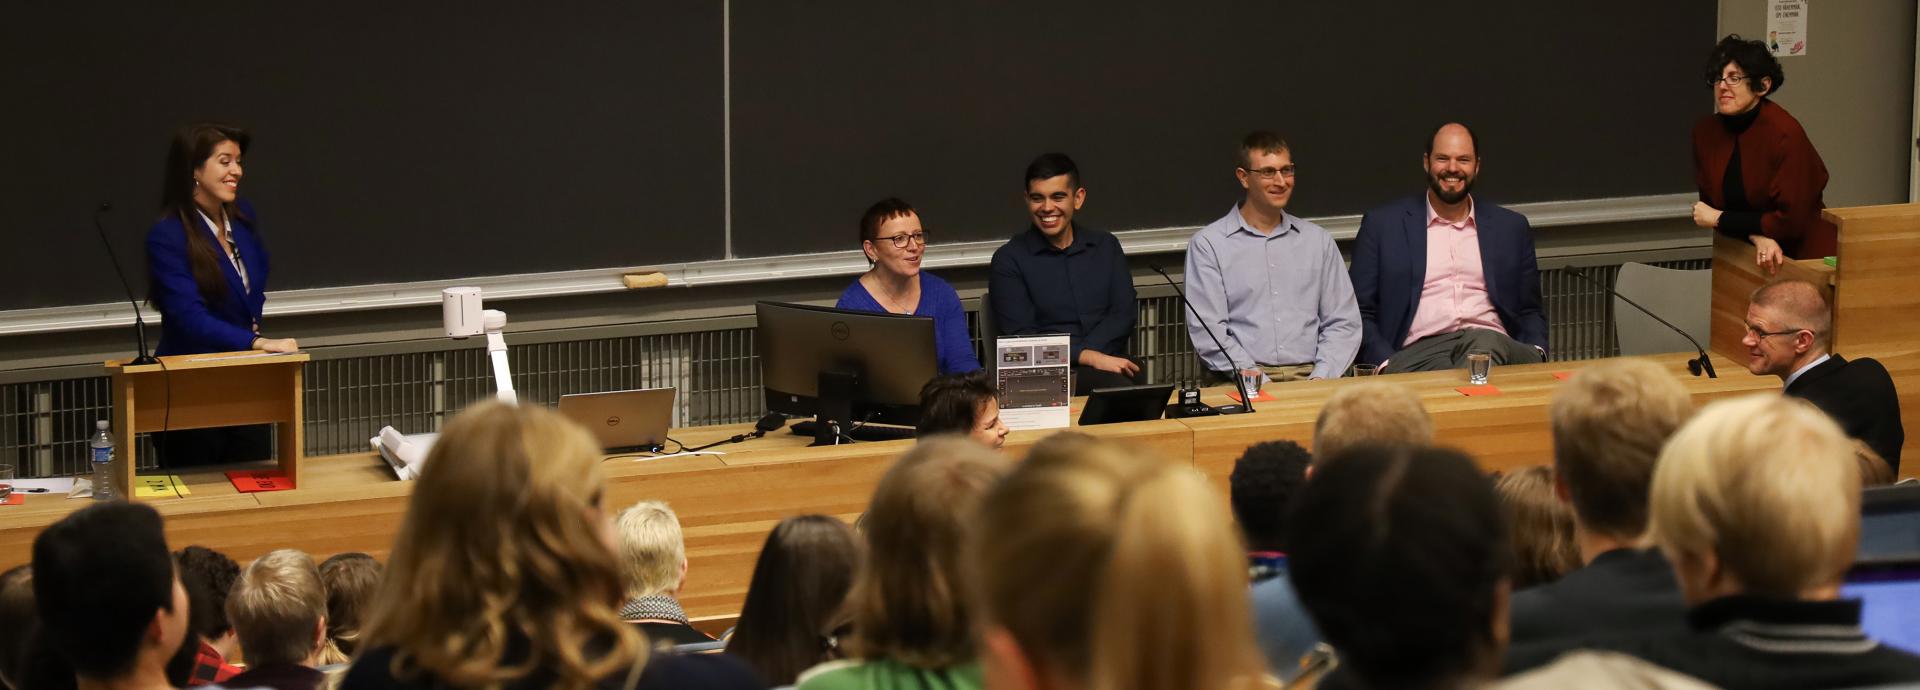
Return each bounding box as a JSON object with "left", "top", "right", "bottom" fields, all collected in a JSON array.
[{"left": 89, "top": 420, "right": 115, "bottom": 501}]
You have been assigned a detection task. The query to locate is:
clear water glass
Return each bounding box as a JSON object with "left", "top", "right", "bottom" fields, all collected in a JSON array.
[{"left": 1466, "top": 352, "right": 1492, "bottom": 385}]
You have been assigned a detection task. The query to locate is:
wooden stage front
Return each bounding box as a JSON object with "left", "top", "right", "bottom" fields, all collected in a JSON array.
[{"left": 0, "top": 352, "right": 1815, "bottom": 620}]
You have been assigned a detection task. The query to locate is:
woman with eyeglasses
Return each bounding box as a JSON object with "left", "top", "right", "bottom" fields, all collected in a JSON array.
[
  {"left": 1690, "top": 34, "right": 1834, "bottom": 275},
  {"left": 835, "top": 198, "right": 982, "bottom": 375}
]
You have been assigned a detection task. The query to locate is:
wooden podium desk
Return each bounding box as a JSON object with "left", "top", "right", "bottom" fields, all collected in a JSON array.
[
  {"left": 0, "top": 352, "right": 1782, "bottom": 619},
  {"left": 104, "top": 351, "right": 309, "bottom": 498}
]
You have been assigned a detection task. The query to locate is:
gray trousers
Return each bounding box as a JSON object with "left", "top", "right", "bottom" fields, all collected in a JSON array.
[{"left": 1380, "top": 328, "right": 1543, "bottom": 374}]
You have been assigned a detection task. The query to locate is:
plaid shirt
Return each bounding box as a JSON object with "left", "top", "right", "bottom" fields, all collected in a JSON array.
[{"left": 189, "top": 639, "right": 241, "bottom": 686}]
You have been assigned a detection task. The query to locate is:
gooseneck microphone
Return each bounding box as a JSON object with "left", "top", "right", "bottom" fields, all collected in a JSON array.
[
  {"left": 1149, "top": 263, "right": 1254, "bottom": 413},
  {"left": 1563, "top": 267, "right": 1715, "bottom": 378},
  {"left": 93, "top": 202, "right": 159, "bottom": 366}
]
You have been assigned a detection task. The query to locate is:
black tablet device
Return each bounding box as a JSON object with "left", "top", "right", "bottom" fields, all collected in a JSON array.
[{"left": 1077, "top": 384, "right": 1176, "bottom": 426}]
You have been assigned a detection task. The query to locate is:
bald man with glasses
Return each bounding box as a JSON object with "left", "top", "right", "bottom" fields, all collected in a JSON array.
[{"left": 1742, "top": 279, "right": 1903, "bottom": 471}]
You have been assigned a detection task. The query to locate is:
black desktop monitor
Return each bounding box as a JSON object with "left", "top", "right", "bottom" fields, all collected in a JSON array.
[{"left": 755, "top": 301, "right": 937, "bottom": 445}]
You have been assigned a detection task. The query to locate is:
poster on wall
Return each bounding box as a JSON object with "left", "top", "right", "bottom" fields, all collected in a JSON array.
[{"left": 1767, "top": 0, "right": 1808, "bottom": 57}]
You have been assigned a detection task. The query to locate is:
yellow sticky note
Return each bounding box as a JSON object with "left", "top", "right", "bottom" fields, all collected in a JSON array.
[{"left": 134, "top": 475, "right": 191, "bottom": 498}]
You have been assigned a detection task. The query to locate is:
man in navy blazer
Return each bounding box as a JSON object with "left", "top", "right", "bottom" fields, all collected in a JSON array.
[{"left": 1349, "top": 123, "right": 1548, "bottom": 372}]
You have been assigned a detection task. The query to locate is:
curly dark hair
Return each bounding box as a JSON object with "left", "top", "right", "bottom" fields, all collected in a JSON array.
[
  {"left": 1229, "top": 439, "right": 1312, "bottom": 552},
  {"left": 1707, "top": 34, "right": 1785, "bottom": 97},
  {"left": 174, "top": 545, "right": 240, "bottom": 640}
]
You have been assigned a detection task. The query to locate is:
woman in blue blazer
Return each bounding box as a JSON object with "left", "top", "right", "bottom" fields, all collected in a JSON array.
[
  {"left": 144, "top": 122, "right": 293, "bottom": 465},
  {"left": 146, "top": 121, "right": 296, "bottom": 356}
]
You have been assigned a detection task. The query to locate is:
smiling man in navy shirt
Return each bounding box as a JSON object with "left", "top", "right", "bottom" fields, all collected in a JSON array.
[{"left": 989, "top": 153, "right": 1143, "bottom": 394}]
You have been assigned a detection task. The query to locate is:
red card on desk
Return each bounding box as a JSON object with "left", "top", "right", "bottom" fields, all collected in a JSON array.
[
  {"left": 1226, "top": 389, "right": 1277, "bottom": 404},
  {"left": 1456, "top": 385, "right": 1502, "bottom": 396},
  {"left": 0, "top": 494, "right": 22, "bottom": 506},
  {"left": 1552, "top": 372, "right": 1574, "bottom": 381},
  {"left": 227, "top": 470, "right": 293, "bottom": 493}
]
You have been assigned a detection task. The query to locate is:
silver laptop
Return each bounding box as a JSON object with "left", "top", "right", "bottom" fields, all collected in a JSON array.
[{"left": 558, "top": 388, "right": 677, "bottom": 453}]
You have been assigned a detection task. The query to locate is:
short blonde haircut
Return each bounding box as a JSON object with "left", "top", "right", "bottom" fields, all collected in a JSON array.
[
  {"left": 615, "top": 501, "right": 685, "bottom": 600},
  {"left": 1313, "top": 382, "right": 1433, "bottom": 462},
  {"left": 1550, "top": 358, "right": 1693, "bottom": 538},
  {"left": 1649, "top": 394, "right": 1860, "bottom": 598},
  {"left": 969, "top": 433, "right": 1266, "bottom": 690},
  {"left": 225, "top": 549, "right": 326, "bottom": 668}
]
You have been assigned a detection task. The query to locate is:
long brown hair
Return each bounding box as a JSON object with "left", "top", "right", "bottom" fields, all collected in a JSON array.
[
  {"left": 844, "top": 436, "right": 1006, "bottom": 669},
  {"left": 360, "top": 401, "right": 642, "bottom": 689},
  {"left": 154, "top": 121, "right": 253, "bottom": 309},
  {"left": 968, "top": 433, "right": 1268, "bottom": 690},
  {"left": 1493, "top": 466, "right": 1582, "bottom": 589},
  {"left": 726, "top": 515, "right": 863, "bottom": 686}
]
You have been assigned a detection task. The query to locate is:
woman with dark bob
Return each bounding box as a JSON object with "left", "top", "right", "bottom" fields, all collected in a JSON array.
[{"left": 1690, "top": 35, "right": 1834, "bottom": 274}]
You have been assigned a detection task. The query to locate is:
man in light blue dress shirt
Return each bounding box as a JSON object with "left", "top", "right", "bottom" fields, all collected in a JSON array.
[{"left": 1184, "top": 131, "right": 1361, "bottom": 383}]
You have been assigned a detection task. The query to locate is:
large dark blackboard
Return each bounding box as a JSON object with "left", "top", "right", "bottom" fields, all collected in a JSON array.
[
  {"left": 731, "top": 1, "right": 1716, "bottom": 257},
  {"left": 2, "top": 2, "right": 1714, "bottom": 312},
  {"left": 0, "top": 2, "right": 723, "bottom": 310}
]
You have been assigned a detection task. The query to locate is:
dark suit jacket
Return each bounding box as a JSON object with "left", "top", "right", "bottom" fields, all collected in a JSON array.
[
  {"left": 145, "top": 199, "right": 270, "bottom": 356},
  {"left": 1786, "top": 354, "right": 1905, "bottom": 470},
  {"left": 1349, "top": 195, "right": 1548, "bottom": 366},
  {"left": 1504, "top": 548, "right": 1690, "bottom": 675}
]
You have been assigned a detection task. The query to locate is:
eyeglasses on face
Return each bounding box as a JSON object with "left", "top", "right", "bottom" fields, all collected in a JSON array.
[
  {"left": 1708, "top": 73, "right": 1750, "bottom": 87},
  {"left": 1743, "top": 323, "right": 1805, "bottom": 340},
  {"left": 874, "top": 231, "right": 927, "bottom": 249},
  {"left": 1240, "top": 165, "right": 1298, "bottom": 180}
]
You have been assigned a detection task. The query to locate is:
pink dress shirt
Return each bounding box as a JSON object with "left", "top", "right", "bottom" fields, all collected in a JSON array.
[{"left": 1401, "top": 197, "right": 1508, "bottom": 347}]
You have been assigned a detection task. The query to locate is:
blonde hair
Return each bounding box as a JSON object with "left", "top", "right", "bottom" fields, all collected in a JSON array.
[
  {"left": 1493, "top": 467, "right": 1582, "bottom": 589},
  {"left": 362, "top": 401, "right": 640, "bottom": 690},
  {"left": 315, "top": 553, "right": 381, "bottom": 666},
  {"left": 969, "top": 433, "right": 1267, "bottom": 690},
  {"left": 225, "top": 549, "right": 326, "bottom": 668},
  {"left": 1550, "top": 358, "right": 1693, "bottom": 538},
  {"left": 845, "top": 436, "right": 1007, "bottom": 669},
  {"left": 1313, "top": 382, "right": 1433, "bottom": 462},
  {"left": 614, "top": 501, "right": 684, "bottom": 600},
  {"left": 1649, "top": 394, "right": 1860, "bottom": 597}
]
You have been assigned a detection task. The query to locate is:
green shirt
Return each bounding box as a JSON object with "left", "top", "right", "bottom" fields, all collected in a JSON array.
[{"left": 795, "top": 658, "right": 983, "bottom": 690}]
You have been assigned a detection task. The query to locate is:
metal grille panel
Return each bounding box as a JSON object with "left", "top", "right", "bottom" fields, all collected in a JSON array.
[{"left": 1, "top": 260, "right": 1710, "bottom": 476}]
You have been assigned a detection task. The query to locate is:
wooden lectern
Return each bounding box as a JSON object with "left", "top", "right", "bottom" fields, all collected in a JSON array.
[
  {"left": 1709, "top": 203, "right": 1920, "bottom": 468},
  {"left": 104, "top": 351, "right": 309, "bottom": 498}
]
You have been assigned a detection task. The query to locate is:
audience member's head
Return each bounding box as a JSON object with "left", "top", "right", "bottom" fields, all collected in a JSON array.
[
  {"left": 0, "top": 565, "right": 34, "bottom": 689},
  {"left": 33, "top": 502, "right": 190, "bottom": 687},
  {"left": 916, "top": 371, "right": 1009, "bottom": 451},
  {"left": 1650, "top": 394, "right": 1858, "bottom": 604},
  {"left": 1742, "top": 279, "right": 1831, "bottom": 378},
  {"left": 226, "top": 549, "right": 327, "bottom": 669},
  {"left": 1853, "top": 440, "right": 1895, "bottom": 488},
  {"left": 845, "top": 436, "right": 1007, "bottom": 669},
  {"left": 1287, "top": 445, "right": 1509, "bottom": 689},
  {"left": 316, "top": 552, "right": 381, "bottom": 664},
  {"left": 727, "top": 515, "right": 864, "bottom": 687},
  {"left": 970, "top": 433, "right": 1266, "bottom": 690},
  {"left": 1312, "top": 382, "right": 1433, "bottom": 462},
  {"left": 1494, "top": 467, "right": 1582, "bottom": 589},
  {"left": 1550, "top": 358, "right": 1693, "bottom": 551},
  {"left": 363, "top": 400, "right": 642, "bottom": 689},
  {"left": 174, "top": 545, "right": 241, "bottom": 655},
  {"left": 1228, "top": 439, "right": 1312, "bottom": 553},
  {"left": 614, "top": 500, "right": 687, "bottom": 603}
]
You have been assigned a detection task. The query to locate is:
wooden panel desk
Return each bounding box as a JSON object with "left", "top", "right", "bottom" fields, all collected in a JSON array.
[
  {"left": 0, "top": 352, "right": 1788, "bottom": 619},
  {"left": 105, "top": 351, "right": 310, "bottom": 497}
]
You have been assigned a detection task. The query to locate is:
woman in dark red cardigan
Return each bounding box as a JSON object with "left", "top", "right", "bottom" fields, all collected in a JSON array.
[{"left": 1690, "top": 35, "right": 1835, "bottom": 274}]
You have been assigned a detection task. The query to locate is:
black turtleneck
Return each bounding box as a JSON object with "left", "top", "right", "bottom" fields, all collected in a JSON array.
[{"left": 1715, "top": 103, "right": 1765, "bottom": 238}]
